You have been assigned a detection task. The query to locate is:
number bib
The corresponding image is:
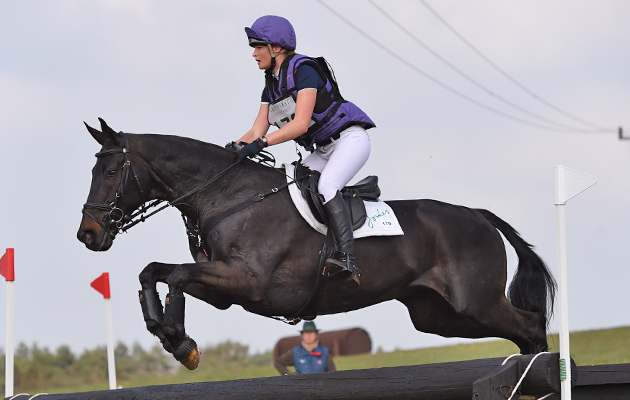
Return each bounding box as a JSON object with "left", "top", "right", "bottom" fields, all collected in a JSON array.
[{"left": 268, "top": 94, "right": 315, "bottom": 129}]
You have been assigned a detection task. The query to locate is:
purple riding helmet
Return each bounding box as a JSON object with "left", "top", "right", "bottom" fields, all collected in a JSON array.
[{"left": 245, "top": 15, "right": 296, "bottom": 50}]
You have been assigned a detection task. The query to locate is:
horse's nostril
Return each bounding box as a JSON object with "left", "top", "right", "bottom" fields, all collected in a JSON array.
[{"left": 81, "top": 230, "right": 95, "bottom": 245}]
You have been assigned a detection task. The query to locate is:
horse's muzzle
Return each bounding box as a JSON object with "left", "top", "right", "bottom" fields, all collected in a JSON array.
[{"left": 77, "top": 217, "right": 114, "bottom": 252}]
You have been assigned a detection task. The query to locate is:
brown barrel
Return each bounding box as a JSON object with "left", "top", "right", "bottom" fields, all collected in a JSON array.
[{"left": 273, "top": 327, "right": 371, "bottom": 361}]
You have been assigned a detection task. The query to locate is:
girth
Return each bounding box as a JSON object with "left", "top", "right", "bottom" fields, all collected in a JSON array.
[{"left": 293, "top": 162, "right": 381, "bottom": 230}]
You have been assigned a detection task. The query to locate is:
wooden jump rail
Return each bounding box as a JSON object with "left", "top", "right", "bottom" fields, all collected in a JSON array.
[{"left": 6, "top": 353, "right": 630, "bottom": 400}]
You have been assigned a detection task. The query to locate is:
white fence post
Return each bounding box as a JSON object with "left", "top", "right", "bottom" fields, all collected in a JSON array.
[
  {"left": 1, "top": 248, "right": 15, "bottom": 398},
  {"left": 554, "top": 165, "right": 596, "bottom": 400}
]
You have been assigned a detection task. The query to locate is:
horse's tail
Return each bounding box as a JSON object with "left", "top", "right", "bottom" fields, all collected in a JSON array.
[{"left": 476, "top": 209, "right": 557, "bottom": 325}]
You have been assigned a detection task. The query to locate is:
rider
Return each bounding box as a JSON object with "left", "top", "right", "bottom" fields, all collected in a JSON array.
[{"left": 235, "top": 15, "right": 375, "bottom": 288}]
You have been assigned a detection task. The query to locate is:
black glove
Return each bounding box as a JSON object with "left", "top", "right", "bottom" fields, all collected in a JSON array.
[
  {"left": 225, "top": 142, "right": 238, "bottom": 152},
  {"left": 237, "top": 138, "right": 268, "bottom": 161},
  {"left": 225, "top": 141, "right": 247, "bottom": 152}
]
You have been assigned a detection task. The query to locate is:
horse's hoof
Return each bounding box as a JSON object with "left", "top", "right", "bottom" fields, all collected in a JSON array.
[
  {"left": 173, "top": 336, "right": 199, "bottom": 370},
  {"left": 180, "top": 347, "right": 200, "bottom": 370}
]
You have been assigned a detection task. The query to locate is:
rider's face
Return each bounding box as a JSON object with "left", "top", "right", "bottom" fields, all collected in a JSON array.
[{"left": 252, "top": 45, "right": 272, "bottom": 70}]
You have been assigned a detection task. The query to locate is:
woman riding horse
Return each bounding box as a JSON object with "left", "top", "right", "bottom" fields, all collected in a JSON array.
[
  {"left": 235, "top": 15, "right": 375, "bottom": 288},
  {"left": 76, "top": 20, "right": 556, "bottom": 371},
  {"left": 78, "top": 118, "right": 556, "bottom": 370}
]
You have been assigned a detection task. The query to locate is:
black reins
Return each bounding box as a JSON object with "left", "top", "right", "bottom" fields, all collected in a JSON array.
[{"left": 82, "top": 132, "right": 292, "bottom": 239}]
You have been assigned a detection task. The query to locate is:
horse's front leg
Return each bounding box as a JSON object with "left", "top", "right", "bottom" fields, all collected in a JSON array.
[
  {"left": 138, "top": 262, "right": 178, "bottom": 354},
  {"left": 162, "top": 256, "right": 263, "bottom": 370}
]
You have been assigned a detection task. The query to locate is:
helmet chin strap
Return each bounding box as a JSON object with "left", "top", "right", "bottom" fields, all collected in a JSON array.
[
  {"left": 266, "top": 57, "right": 276, "bottom": 74},
  {"left": 265, "top": 44, "right": 280, "bottom": 74}
]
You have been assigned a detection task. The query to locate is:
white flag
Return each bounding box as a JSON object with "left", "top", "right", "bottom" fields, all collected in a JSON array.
[{"left": 554, "top": 165, "right": 597, "bottom": 205}]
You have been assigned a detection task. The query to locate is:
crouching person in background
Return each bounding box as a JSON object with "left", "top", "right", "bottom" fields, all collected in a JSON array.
[{"left": 275, "top": 321, "right": 336, "bottom": 375}]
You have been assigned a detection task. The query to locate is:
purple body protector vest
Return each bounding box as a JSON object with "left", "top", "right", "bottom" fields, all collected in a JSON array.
[{"left": 265, "top": 54, "right": 375, "bottom": 151}]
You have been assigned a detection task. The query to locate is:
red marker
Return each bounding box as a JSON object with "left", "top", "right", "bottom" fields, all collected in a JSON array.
[
  {"left": 91, "top": 272, "right": 117, "bottom": 389},
  {"left": 0, "top": 248, "right": 14, "bottom": 281},
  {"left": 91, "top": 272, "right": 111, "bottom": 298}
]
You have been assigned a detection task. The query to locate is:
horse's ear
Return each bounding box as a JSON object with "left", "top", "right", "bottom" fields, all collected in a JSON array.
[
  {"left": 84, "top": 121, "right": 108, "bottom": 145},
  {"left": 98, "top": 118, "right": 122, "bottom": 146}
]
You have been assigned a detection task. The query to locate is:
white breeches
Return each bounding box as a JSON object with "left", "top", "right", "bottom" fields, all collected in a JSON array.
[{"left": 301, "top": 125, "right": 371, "bottom": 203}]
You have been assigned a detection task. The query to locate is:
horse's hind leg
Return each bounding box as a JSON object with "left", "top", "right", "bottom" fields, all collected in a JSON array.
[
  {"left": 138, "top": 262, "right": 178, "bottom": 354},
  {"left": 399, "top": 292, "right": 494, "bottom": 342},
  {"left": 474, "top": 299, "right": 549, "bottom": 354},
  {"left": 400, "top": 290, "right": 548, "bottom": 354}
]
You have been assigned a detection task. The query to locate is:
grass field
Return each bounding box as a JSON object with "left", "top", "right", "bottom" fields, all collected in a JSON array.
[{"left": 36, "top": 325, "right": 630, "bottom": 394}]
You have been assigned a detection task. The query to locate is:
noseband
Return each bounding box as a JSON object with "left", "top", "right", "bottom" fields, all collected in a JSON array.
[{"left": 82, "top": 131, "right": 146, "bottom": 237}]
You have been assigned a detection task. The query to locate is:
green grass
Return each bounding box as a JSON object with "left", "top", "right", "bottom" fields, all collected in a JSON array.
[
  {"left": 27, "top": 326, "right": 630, "bottom": 394},
  {"left": 336, "top": 326, "right": 630, "bottom": 371},
  {"left": 551, "top": 326, "right": 630, "bottom": 366}
]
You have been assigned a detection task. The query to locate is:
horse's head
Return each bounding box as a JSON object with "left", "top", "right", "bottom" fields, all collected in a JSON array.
[{"left": 77, "top": 118, "right": 149, "bottom": 251}]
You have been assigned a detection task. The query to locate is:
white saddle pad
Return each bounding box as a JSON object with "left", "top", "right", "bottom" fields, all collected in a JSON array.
[{"left": 283, "top": 163, "right": 404, "bottom": 238}]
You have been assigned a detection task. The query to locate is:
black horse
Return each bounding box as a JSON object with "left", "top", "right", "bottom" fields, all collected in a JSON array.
[{"left": 77, "top": 118, "right": 556, "bottom": 369}]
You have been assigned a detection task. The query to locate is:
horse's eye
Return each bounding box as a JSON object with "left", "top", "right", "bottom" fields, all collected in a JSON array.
[{"left": 106, "top": 169, "right": 118, "bottom": 177}]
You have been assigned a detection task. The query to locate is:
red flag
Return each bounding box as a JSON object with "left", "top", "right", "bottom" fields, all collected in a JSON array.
[
  {"left": 0, "top": 248, "right": 14, "bottom": 281},
  {"left": 91, "top": 272, "right": 111, "bottom": 298}
]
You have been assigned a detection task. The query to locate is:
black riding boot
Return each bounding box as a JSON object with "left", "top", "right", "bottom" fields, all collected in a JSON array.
[{"left": 323, "top": 191, "right": 360, "bottom": 288}]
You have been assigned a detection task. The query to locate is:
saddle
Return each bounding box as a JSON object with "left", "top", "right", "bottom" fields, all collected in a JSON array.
[{"left": 293, "top": 162, "right": 381, "bottom": 230}]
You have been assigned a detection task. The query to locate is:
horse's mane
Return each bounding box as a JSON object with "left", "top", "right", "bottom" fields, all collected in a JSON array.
[
  {"left": 136, "top": 133, "right": 224, "bottom": 154},
  {"left": 131, "top": 133, "right": 278, "bottom": 177}
]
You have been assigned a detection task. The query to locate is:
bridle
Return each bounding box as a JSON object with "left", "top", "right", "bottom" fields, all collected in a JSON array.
[
  {"left": 82, "top": 132, "right": 246, "bottom": 239},
  {"left": 82, "top": 131, "right": 147, "bottom": 238}
]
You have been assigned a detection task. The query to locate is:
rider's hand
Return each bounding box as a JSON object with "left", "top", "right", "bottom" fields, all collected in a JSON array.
[
  {"left": 237, "top": 138, "right": 268, "bottom": 161},
  {"left": 225, "top": 142, "right": 238, "bottom": 152},
  {"left": 226, "top": 141, "right": 248, "bottom": 153}
]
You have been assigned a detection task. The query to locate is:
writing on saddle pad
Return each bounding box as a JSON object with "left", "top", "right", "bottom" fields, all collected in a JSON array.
[{"left": 283, "top": 163, "right": 404, "bottom": 239}]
